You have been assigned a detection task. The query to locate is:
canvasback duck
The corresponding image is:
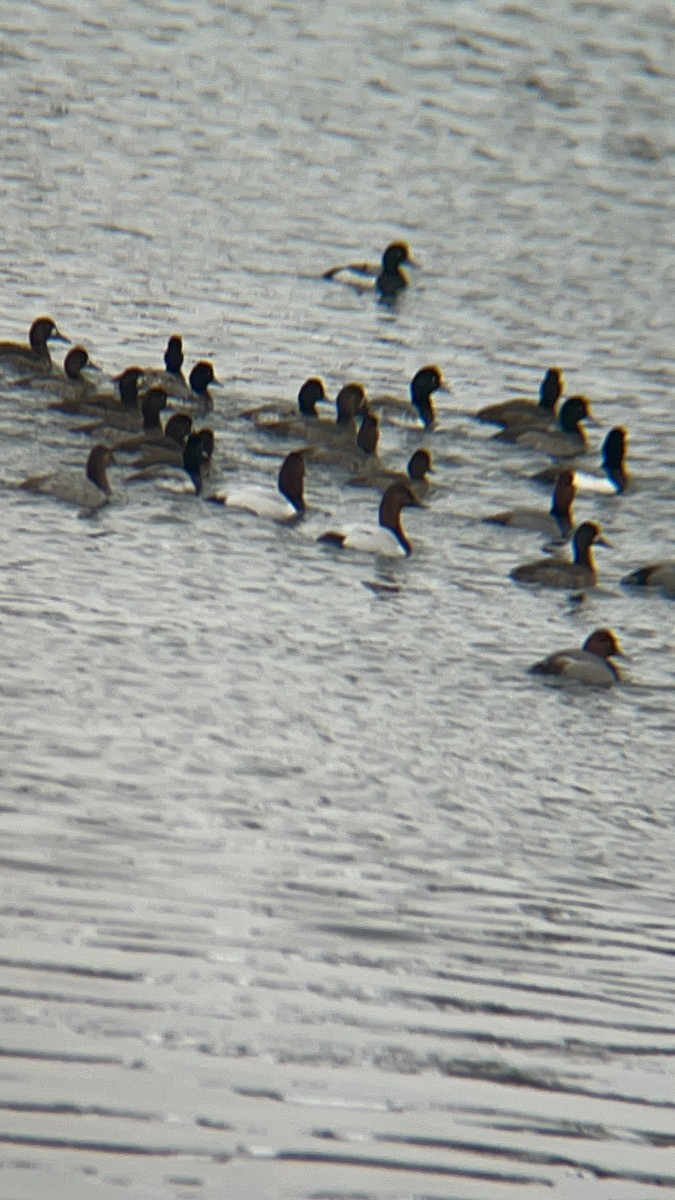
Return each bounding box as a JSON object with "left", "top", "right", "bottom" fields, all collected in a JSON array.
[
  {"left": 529, "top": 628, "right": 624, "bottom": 687},
  {"left": 323, "top": 241, "right": 417, "bottom": 300},
  {"left": 19, "top": 444, "right": 114, "bottom": 510},
  {"left": 318, "top": 481, "right": 423, "bottom": 557},
  {"left": 621, "top": 562, "right": 675, "bottom": 599},
  {"left": 501, "top": 395, "right": 594, "bottom": 458},
  {"left": 209, "top": 450, "right": 306, "bottom": 520},
  {"left": 0, "top": 316, "right": 69, "bottom": 371},
  {"left": 483, "top": 470, "right": 576, "bottom": 539},
  {"left": 476, "top": 368, "right": 564, "bottom": 427},
  {"left": 532, "top": 427, "right": 629, "bottom": 494},
  {"left": 242, "top": 377, "right": 331, "bottom": 436},
  {"left": 510, "top": 521, "right": 609, "bottom": 588}
]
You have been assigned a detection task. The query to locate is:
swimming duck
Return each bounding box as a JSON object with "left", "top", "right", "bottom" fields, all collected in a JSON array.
[
  {"left": 141, "top": 335, "right": 190, "bottom": 399},
  {"left": 356, "top": 409, "right": 379, "bottom": 455},
  {"left": 19, "top": 444, "right": 114, "bottom": 510},
  {"left": 370, "top": 366, "right": 447, "bottom": 427},
  {"left": 107, "top": 389, "right": 173, "bottom": 451},
  {"left": 15, "top": 345, "right": 100, "bottom": 399},
  {"left": 476, "top": 368, "right": 563, "bottom": 427},
  {"left": 483, "top": 470, "right": 576, "bottom": 539},
  {"left": 125, "top": 413, "right": 194, "bottom": 475},
  {"left": 50, "top": 364, "right": 145, "bottom": 417},
  {"left": 242, "top": 377, "right": 331, "bottom": 436},
  {"left": 182, "top": 432, "right": 211, "bottom": 495},
  {"left": 187, "top": 361, "right": 220, "bottom": 409},
  {"left": 531, "top": 427, "right": 629, "bottom": 494},
  {"left": 621, "top": 562, "right": 675, "bottom": 599},
  {"left": 0, "top": 316, "right": 69, "bottom": 371},
  {"left": 348, "top": 448, "right": 435, "bottom": 498},
  {"left": 501, "top": 395, "right": 594, "bottom": 458},
  {"left": 510, "top": 521, "right": 609, "bottom": 588},
  {"left": 301, "top": 384, "right": 368, "bottom": 453},
  {"left": 208, "top": 450, "right": 306, "bottom": 520},
  {"left": 323, "top": 241, "right": 416, "bottom": 300},
  {"left": 529, "top": 628, "right": 624, "bottom": 687},
  {"left": 318, "top": 481, "right": 423, "bottom": 557}
]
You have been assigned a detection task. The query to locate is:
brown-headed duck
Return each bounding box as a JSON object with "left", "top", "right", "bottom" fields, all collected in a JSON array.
[
  {"left": 318, "top": 481, "right": 424, "bottom": 557},
  {"left": 529, "top": 628, "right": 625, "bottom": 687},
  {"left": 499, "top": 395, "right": 594, "bottom": 458},
  {"left": 531, "top": 427, "right": 629, "bottom": 494},
  {"left": 510, "top": 521, "right": 609, "bottom": 588},
  {"left": 208, "top": 450, "right": 306, "bottom": 520},
  {"left": 19, "top": 444, "right": 114, "bottom": 510},
  {"left": 0, "top": 316, "right": 69, "bottom": 371},
  {"left": 187, "top": 361, "right": 219, "bottom": 409},
  {"left": 476, "top": 368, "right": 564, "bottom": 427},
  {"left": 242, "top": 377, "right": 331, "bottom": 436},
  {"left": 140, "top": 335, "right": 191, "bottom": 399},
  {"left": 621, "top": 562, "right": 675, "bottom": 599},
  {"left": 348, "top": 447, "right": 435, "bottom": 499},
  {"left": 483, "top": 469, "right": 576, "bottom": 539}
]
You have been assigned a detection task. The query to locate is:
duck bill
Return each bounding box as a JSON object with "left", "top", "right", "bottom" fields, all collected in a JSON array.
[
  {"left": 52, "top": 328, "right": 71, "bottom": 344},
  {"left": 597, "top": 535, "right": 612, "bottom": 547}
]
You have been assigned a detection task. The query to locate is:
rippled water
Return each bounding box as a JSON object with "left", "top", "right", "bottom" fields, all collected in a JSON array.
[{"left": 0, "top": 0, "right": 674, "bottom": 1197}]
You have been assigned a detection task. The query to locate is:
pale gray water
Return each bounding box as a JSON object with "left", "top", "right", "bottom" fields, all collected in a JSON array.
[{"left": 0, "top": 1, "right": 674, "bottom": 1197}]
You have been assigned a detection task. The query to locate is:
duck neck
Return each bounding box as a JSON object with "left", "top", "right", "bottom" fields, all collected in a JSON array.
[
  {"left": 573, "top": 537, "right": 595, "bottom": 568},
  {"left": 551, "top": 503, "right": 572, "bottom": 536}
]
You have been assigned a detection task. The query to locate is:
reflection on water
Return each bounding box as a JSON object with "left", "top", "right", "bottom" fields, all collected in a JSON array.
[{"left": 0, "top": 0, "right": 673, "bottom": 1196}]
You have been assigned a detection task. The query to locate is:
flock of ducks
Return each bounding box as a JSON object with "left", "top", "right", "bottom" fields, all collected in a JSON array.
[{"left": 1, "top": 242, "right": 672, "bottom": 689}]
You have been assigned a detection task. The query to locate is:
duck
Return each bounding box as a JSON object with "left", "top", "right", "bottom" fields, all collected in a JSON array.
[
  {"left": 318, "top": 481, "right": 423, "bottom": 557},
  {"left": 370, "top": 366, "right": 447, "bottom": 427},
  {"left": 510, "top": 521, "right": 609, "bottom": 589},
  {"left": 242, "top": 377, "right": 331, "bottom": 436},
  {"left": 323, "top": 241, "right": 416, "bottom": 300},
  {"left": 483, "top": 470, "right": 576, "bottom": 539},
  {"left": 302, "top": 389, "right": 376, "bottom": 469},
  {"left": 476, "top": 368, "right": 564, "bottom": 427},
  {"left": 19, "top": 444, "right": 114, "bottom": 510},
  {"left": 182, "top": 432, "right": 211, "bottom": 495},
  {"left": 183, "top": 360, "right": 219, "bottom": 409},
  {"left": 71, "top": 369, "right": 160, "bottom": 434},
  {"left": 208, "top": 450, "right": 306, "bottom": 520},
  {"left": 531, "top": 427, "right": 629, "bottom": 494},
  {"left": 621, "top": 562, "right": 675, "bottom": 599},
  {"left": 529, "top": 628, "right": 624, "bottom": 687},
  {"left": 15, "top": 345, "right": 100, "bottom": 398},
  {"left": 106, "top": 389, "right": 173, "bottom": 451},
  {"left": 140, "top": 335, "right": 190, "bottom": 399},
  {"left": 347, "top": 448, "right": 435, "bottom": 498},
  {"left": 125, "top": 414, "right": 194, "bottom": 476},
  {"left": 49, "top": 363, "right": 145, "bottom": 417},
  {"left": 499, "top": 395, "right": 594, "bottom": 458},
  {"left": 0, "top": 316, "right": 69, "bottom": 372},
  {"left": 301, "top": 383, "right": 368, "bottom": 453}
]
